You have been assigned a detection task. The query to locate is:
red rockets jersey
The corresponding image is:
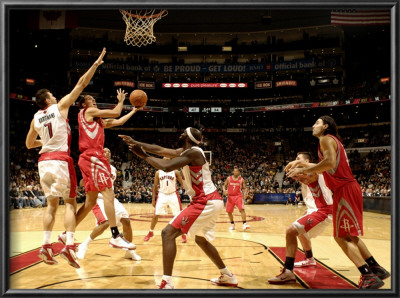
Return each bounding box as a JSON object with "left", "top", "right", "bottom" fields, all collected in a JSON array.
[
  {"left": 227, "top": 176, "right": 243, "bottom": 197},
  {"left": 318, "top": 134, "right": 357, "bottom": 192},
  {"left": 78, "top": 108, "right": 105, "bottom": 153}
]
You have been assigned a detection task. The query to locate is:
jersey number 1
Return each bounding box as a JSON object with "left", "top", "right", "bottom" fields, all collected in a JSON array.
[{"left": 44, "top": 123, "right": 53, "bottom": 138}]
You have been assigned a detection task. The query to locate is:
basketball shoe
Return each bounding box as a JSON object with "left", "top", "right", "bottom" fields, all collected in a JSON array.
[
  {"left": 229, "top": 224, "right": 235, "bottom": 230},
  {"left": 144, "top": 231, "right": 154, "bottom": 241},
  {"left": 370, "top": 265, "right": 391, "bottom": 280},
  {"left": 76, "top": 243, "right": 89, "bottom": 260},
  {"left": 38, "top": 244, "right": 58, "bottom": 265},
  {"left": 124, "top": 250, "right": 142, "bottom": 261},
  {"left": 242, "top": 223, "right": 250, "bottom": 230},
  {"left": 294, "top": 257, "right": 316, "bottom": 267},
  {"left": 58, "top": 231, "right": 67, "bottom": 245},
  {"left": 210, "top": 273, "right": 238, "bottom": 287},
  {"left": 358, "top": 274, "right": 384, "bottom": 289},
  {"left": 268, "top": 268, "right": 296, "bottom": 284},
  {"left": 159, "top": 279, "right": 174, "bottom": 289},
  {"left": 109, "top": 234, "right": 136, "bottom": 250},
  {"left": 181, "top": 234, "right": 187, "bottom": 243},
  {"left": 60, "top": 244, "right": 80, "bottom": 269}
]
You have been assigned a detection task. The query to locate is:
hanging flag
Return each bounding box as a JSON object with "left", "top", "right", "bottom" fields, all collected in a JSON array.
[
  {"left": 27, "top": 10, "right": 78, "bottom": 30},
  {"left": 331, "top": 9, "right": 390, "bottom": 26}
]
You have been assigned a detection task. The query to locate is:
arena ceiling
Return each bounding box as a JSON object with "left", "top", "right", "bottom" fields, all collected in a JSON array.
[{"left": 76, "top": 9, "right": 331, "bottom": 33}]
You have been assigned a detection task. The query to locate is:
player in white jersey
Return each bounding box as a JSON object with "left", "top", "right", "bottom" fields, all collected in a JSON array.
[
  {"left": 292, "top": 152, "right": 333, "bottom": 268},
  {"left": 25, "top": 48, "right": 106, "bottom": 269},
  {"left": 268, "top": 152, "right": 333, "bottom": 285},
  {"left": 120, "top": 127, "right": 238, "bottom": 289},
  {"left": 76, "top": 148, "right": 141, "bottom": 261},
  {"left": 144, "top": 168, "right": 187, "bottom": 243}
]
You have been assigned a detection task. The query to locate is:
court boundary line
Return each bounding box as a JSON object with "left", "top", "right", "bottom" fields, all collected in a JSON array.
[{"left": 35, "top": 274, "right": 245, "bottom": 290}]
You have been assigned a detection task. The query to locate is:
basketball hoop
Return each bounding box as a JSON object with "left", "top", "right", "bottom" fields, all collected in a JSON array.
[{"left": 119, "top": 9, "right": 168, "bottom": 47}]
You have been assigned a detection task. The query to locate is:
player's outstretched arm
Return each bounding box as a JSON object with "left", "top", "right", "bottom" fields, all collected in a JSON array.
[
  {"left": 104, "top": 89, "right": 143, "bottom": 128},
  {"left": 86, "top": 88, "right": 126, "bottom": 119},
  {"left": 119, "top": 135, "right": 183, "bottom": 158},
  {"left": 129, "top": 144, "right": 196, "bottom": 172},
  {"left": 26, "top": 119, "right": 43, "bottom": 149},
  {"left": 58, "top": 48, "right": 106, "bottom": 113}
]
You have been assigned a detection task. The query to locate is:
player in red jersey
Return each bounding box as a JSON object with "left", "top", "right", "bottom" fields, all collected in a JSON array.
[
  {"left": 70, "top": 89, "right": 139, "bottom": 251},
  {"left": 285, "top": 115, "right": 390, "bottom": 289},
  {"left": 120, "top": 127, "right": 238, "bottom": 289},
  {"left": 26, "top": 48, "right": 106, "bottom": 269},
  {"left": 223, "top": 167, "right": 249, "bottom": 230}
]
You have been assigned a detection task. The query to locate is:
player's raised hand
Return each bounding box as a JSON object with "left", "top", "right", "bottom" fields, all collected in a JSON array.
[
  {"left": 119, "top": 135, "right": 136, "bottom": 146},
  {"left": 116, "top": 88, "right": 128, "bottom": 103},
  {"left": 129, "top": 145, "right": 148, "bottom": 159},
  {"left": 95, "top": 47, "right": 106, "bottom": 66}
]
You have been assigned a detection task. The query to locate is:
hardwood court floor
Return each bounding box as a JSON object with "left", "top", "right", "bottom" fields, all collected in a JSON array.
[{"left": 9, "top": 203, "right": 391, "bottom": 290}]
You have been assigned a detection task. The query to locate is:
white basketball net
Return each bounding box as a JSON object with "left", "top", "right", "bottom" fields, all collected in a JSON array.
[{"left": 120, "top": 9, "right": 167, "bottom": 47}]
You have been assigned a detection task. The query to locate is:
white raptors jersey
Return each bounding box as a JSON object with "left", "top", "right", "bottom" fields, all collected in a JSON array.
[
  {"left": 181, "top": 146, "right": 217, "bottom": 199},
  {"left": 158, "top": 170, "right": 177, "bottom": 194},
  {"left": 34, "top": 104, "right": 71, "bottom": 154},
  {"left": 97, "top": 165, "right": 117, "bottom": 200},
  {"left": 303, "top": 174, "right": 333, "bottom": 212}
]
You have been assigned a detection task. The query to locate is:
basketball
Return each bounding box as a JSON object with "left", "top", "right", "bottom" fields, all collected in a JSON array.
[{"left": 129, "top": 89, "right": 148, "bottom": 108}]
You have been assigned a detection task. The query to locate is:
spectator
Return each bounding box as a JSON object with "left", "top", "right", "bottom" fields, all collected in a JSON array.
[
  {"left": 18, "top": 186, "right": 30, "bottom": 208},
  {"left": 26, "top": 185, "right": 42, "bottom": 208},
  {"left": 9, "top": 185, "right": 20, "bottom": 209},
  {"left": 32, "top": 185, "right": 47, "bottom": 206}
]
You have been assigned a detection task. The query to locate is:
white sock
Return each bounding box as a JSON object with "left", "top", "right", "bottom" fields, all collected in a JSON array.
[
  {"left": 149, "top": 229, "right": 153, "bottom": 232},
  {"left": 83, "top": 235, "right": 93, "bottom": 246},
  {"left": 66, "top": 232, "right": 74, "bottom": 246},
  {"left": 43, "top": 231, "right": 51, "bottom": 244},
  {"left": 220, "top": 267, "right": 232, "bottom": 276},
  {"left": 162, "top": 275, "right": 172, "bottom": 283}
]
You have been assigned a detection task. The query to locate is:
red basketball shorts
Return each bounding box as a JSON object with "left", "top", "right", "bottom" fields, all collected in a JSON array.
[
  {"left": 226, "top": 195, "right": 244, "bottom": 213},
  {"left": 78, "top": 150, "right": 112, "bottom": 192},
  {"left": 333, "top": 181, "right": 364, "bottom": 237}
]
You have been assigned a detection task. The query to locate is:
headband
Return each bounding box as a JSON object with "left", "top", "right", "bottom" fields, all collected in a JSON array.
[{"left": 186, "top": 127, "right": 201, "bottom": 145}]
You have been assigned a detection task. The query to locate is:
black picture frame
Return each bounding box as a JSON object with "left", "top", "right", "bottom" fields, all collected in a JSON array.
[{"left": 1, "top": 0, "right": 399, "bottom": 297}]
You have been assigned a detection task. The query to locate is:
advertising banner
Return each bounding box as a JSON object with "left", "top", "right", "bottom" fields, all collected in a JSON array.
[
  {"left": 138, "top": 81, "right": 155, "bottom": 89},
  {"left": 162, "top": 83, "right": 247, "bottom": 88},
  {"left": 113, "top": 81, "right": 135, "bottom": 88},
  {"left": 253, "top": 193, "right": 295, "bottom": 204},
  {"left": 275, "top": 80, "right": 297, "bottom": 87},
  {"left": 73, "top": 58, "right": 340, "bottom": 73},
  {"left": 255, "top": 81, "right": 273, "bottom": 89}
]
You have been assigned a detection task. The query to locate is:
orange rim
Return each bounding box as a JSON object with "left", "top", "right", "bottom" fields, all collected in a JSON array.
[{"left": 120, "top": 9, "right": 167, "bottom": 19}]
